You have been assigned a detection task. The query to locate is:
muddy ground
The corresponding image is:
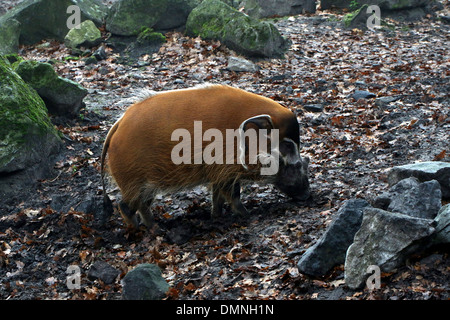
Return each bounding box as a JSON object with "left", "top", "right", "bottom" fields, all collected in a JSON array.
[{"left": 1, "top": 3, "right": 449, "bottom": 300}]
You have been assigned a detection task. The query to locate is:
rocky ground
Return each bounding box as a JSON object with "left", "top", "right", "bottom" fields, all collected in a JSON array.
[{"left": 0, "top": 2, "right": 449, "bottom": 300}]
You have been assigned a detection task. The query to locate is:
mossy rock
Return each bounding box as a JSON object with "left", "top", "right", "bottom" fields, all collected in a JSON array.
[
  {"left": 186, "top": 0, "right": 289, "bottom": 58},
  {"left": 106, "top": 0, "right": 169, "bottom": 36},
  {"left": 15, "top": 60, "right": 88, "bottom": 117},
  {"left": 64, "top": 20, "right": 102, "bottom": 49},
  {"left": 0, "top": 18, "right": 21, "bottom": 55},
  {"left": 0, "top": 0, "right": 107, "bottom": 45},
  {"left": 0, "top": 55, "right": 62, "bottom": 174},
  {"left": 343, "top": 4, "right": 370, "bottom": 28}
]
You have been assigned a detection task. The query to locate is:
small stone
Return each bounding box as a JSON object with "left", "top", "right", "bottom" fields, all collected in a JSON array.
[
  {"left": 303, "top": 104, "right": 324, "bottom": 113},
  {"left": 352, "top": 90, "right": 376, "bottom": 100},
  {"left": 375, "top": 96, "right": 400, "bottom": 107},
  {"left": 227, "top": 56, "right": 258, "bottom": 72},
  {"left": 83, "top": 56, "right": 98, "bottom": 65},
  {"left": 93, "top": 46, "right": 107, "bottom": 61},
  {"left": 121, "top": 264, "right": 169, "bottom": 300},
  {"left": 88, "top": 261, "right": 120, "bottom": 284}
]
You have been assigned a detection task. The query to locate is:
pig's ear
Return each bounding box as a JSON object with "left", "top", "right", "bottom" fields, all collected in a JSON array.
[
  {"left": 237, "top": 114, "right": 274, "bottom": 170},
  {"left": 240, "top": 114, "right": 274, "bottom": 132}
]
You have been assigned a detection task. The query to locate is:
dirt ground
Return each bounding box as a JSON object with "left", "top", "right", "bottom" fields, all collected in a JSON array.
[{"left": 0, "top": 2, "right": 449, "bottom": 300}]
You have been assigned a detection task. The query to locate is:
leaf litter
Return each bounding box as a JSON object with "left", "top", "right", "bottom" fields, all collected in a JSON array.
[{"left": 0, "top": 6, "right": 449, "bottom": 300}]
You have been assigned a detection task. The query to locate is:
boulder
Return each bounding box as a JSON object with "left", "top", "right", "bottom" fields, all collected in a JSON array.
[
  {"left": 74, "top": 0, "right": 108, "bottom": 26},
  {"left": 106, "top": 0, "right": 169, "bottom": 36},
  {"left": 239, "top": 0, "right": 316, "bottom": 18},
  {"left": 373, "top": 177, "right": 442, "bottom": 220},
  {"left": 358, "top": 0, "right": 429, "bottom": 10},
  {"left": 320, "top": 0, "right": 350, "bottom": 10},
  {"left": 433, "top": 204, "right": 450, "bottom": 245},
  {"left": 0, "top": 55, "right": 62, "bottom": 174},
  {"left": 346, "top": 1, "right": 439, "bottom": 24},
  {"left": 388, "top": 161, "right": 450, "bottom": 199},
  {"left": 121, "top": 264, "right": 169, "bottom": 300},
  {"left": 345, "top": 207, "right": 435, "bottom": 289},
  {"left": 186, "top": 0, "right": 289, "bottom": 58},
  {"left": 0, "top": 0, "right": 107, "bottom": 45},
  {"left": 297, "top": 199, "right": 371, "bottom": 277},
  {"left": 153, "top": 0, "right": 201, "bottom": 30},
  {"left": 0, "top": 18, "right": 21, "bottom": 55},
  {"left": 15, "top": 60, "right": 87, "bottom": 117},
  {"left": 64, "top": 20, "right": 102, "bottom": 49},
  {"left": 383, "top": 6, "right": 429, "bottom": 22}
]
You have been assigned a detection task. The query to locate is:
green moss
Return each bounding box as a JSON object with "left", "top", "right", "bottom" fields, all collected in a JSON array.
[
  {"left": 64, "top": 20, "right": 101, "bottom": 49},
  {"left": 137, "top": 27, "right": 166, "bottom": 44},
  {"left": 390, "top": 0, "right": 411, "bottom": 10},
  {"left": 186, "top": 0, "right": 288, "bottom": 57},
  {"left": 0, "top": 57, "right": 52, "bottom": 135},
  {"left": 349, "top": 0, "right": 360, "bottom": 11},
  {"left": 343, "top": 4, "right": 368, "bottom": 27},
  {"left": 14, "top": 60, "right": 58, "bottom": 89},
  {"left": 186, "top": 0, "right": 238, "bottom": 38},
  {"left": 4, "top": 53, "right": 24, "bottom": 68},
  {"left": 0, "top": 55, "right": 60, "bottom": 171}
]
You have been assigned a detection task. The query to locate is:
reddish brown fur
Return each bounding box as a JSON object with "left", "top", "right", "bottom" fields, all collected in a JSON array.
[{"left": 102, "top": 84, "right": 297, "bottom": 214}]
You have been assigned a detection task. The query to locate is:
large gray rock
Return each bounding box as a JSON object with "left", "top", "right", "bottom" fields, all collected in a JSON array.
[
  {"left": 106, "top": 0, "right": 201, "bottom": 34},
  {"left": 320, "top": 0, "right": 350, "bottom": 10},
  {"left": 0, "top": 55, "right": 62, "bottom": 174},
  {"left": 153, "top": 0, "right": 201, "bottom": 30},
  {"left": 0, "top": 0, "right": 107, "bottom": 45},
  {"left": 106, "top": 0, "right": 169, "bottom": 36},
  {"left": 345, "top": 207, "right": 435, "bottom": 289},
  {"left": 388, "top": 161, "right": 450, "bottom": 199},
  {"left": 186, "top": 0, "right": 289, "bottom": 58},
  {"left": 0, "top": 18, "right": 21, "bottom": 55},
  {"left": 297, "top": 199, "right": 371, "bottom": 277},
  {"left": 358, "top": 0, "right": 429, "bottom": 10},
  {"left": 121, "top": 264, "right": 169, "bottom": 300},
  {"left": 15, "top": 60, "right": 87, "bottom": 117},
  {"left": 240, "top": 0, "right": 316, "bottom": 18},
  {"left": 433, "top": 204, "right": 450, "bottom": 245},
  {"left": 373, "top": 177, "right": 442, "bottom": 220}
]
